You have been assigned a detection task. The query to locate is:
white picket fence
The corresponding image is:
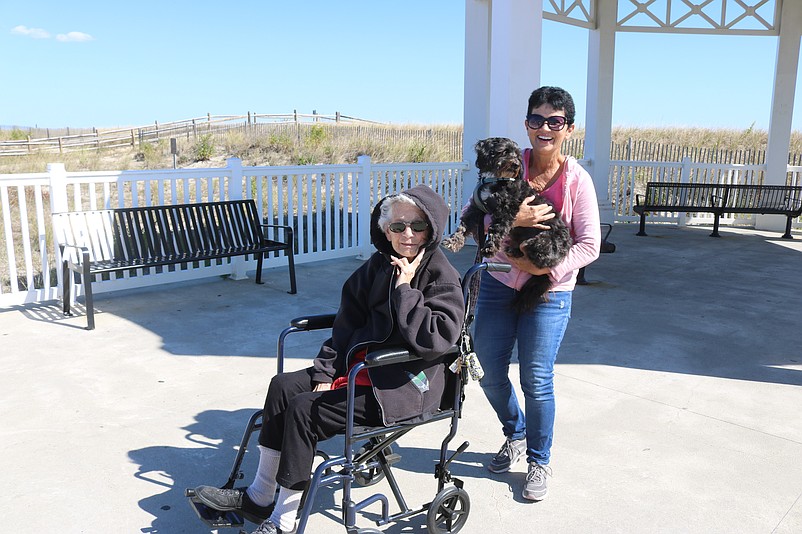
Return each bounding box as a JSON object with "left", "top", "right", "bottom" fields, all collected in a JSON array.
[
  {"left": 0, "top": 157, "right": 467, "bottom": 306},
  {"left": 3, "top": 157, "right": 802, "bottom": 307}
]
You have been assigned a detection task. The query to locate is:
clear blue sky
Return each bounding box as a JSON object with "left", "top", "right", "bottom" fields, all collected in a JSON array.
[{"left": 3, "top": 0, "right": 801, "bottom": 132}]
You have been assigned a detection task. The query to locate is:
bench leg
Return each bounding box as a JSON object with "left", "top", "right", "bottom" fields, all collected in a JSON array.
[
  {"left": 576, "top": 267, "right": 588, "bottom": 285},
  {"left": 782, "top": 217, "right": 794, "bottom": 239},
  {"left": 710, "top": 214, "right": 721, "bottom": 237},
  {"left": 255, "top": 252, "right": 265, "bottom": 285},
  {"left": 636, "top": 214, "right": 647, "bottom": 236},
  {"left": 62, "top": 260, "right": 72, "bottom": 316},
  {"left": 82, "top": 263, "right": 95, "bottom": 330},
  {"left": 286, "top": 245, "right": 297, "bottom": 294}
]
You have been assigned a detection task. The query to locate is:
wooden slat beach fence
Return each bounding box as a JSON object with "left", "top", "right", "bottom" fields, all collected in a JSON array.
[{"left": 4, "top": 118, "right": 801, "bottom": 168}]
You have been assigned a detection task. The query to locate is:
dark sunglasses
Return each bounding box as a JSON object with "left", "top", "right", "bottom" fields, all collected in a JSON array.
[
  {"left": 526, "top": 113, "right": 568, "bottom": 131},
  {"left": 388, "top": 220, "right": 429, "bottom": 233}
]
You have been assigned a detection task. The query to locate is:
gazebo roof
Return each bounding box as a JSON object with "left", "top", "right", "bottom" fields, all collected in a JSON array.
[{"left": 546, "top": 0, "right": 782, "bottom": 35}]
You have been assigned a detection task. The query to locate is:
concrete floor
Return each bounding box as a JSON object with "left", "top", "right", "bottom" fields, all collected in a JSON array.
[{"left": 2, "top": 223, "right": 802, "bottom": 533}]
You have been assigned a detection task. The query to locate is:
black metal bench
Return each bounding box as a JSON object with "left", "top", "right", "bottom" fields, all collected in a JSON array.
[
  {"left": 54, "top": 199, "right": 296, "bottom": 330},
  {"left": 634, "top": 182, "right": 802, "bottom": 239},
  {"left": 633, "top": 182, "right": 723, "bottom": 237},
  {"left": 715, "top": 184, "right": 802, "bottom": 239}
]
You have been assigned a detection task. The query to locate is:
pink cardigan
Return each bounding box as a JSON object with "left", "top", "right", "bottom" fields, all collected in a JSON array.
[{"left": 485, "top": 153, "right": 601, "bottom": 292}]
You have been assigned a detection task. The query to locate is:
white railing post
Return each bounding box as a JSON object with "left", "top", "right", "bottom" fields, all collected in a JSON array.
[
  {"left": 226, "top": 157, "right": 248, "bottom": 279},
  {"left": 356, "top": 155, "right": 373, "bottom": 260},
  {"left": 227, "top": 157, "right": 243, "bottom": 200},
  {"left": 678, "top": 156, "right": 692, "bottom": 227},
  {"left": 48, "top": 163, "right": 68, "bottom": 299},
  {"left": 48, "top": 163, "right": 68, "bottom": 213}
]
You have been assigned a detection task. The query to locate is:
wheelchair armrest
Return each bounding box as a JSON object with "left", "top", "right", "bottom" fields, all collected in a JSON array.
[
  {"left": 290, "top": 314, "right": 337, "bottom": 331},
  {"left": 364, "top": 347, "right": 422, "bottom": 368}
]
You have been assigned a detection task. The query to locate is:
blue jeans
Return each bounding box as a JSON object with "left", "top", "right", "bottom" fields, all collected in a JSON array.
[{"left": 473, "top": 273, "right": 572, "bottom": 465}]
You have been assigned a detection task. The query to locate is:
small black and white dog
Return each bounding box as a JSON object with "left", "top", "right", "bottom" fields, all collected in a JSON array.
[{"left": 442, "top": 137, "right": 572, "bottom": 311}]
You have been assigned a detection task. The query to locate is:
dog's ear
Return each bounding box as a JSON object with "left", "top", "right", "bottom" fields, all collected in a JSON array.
[{"left": 473, "top": 138, "right": 493, "bottom": 173}]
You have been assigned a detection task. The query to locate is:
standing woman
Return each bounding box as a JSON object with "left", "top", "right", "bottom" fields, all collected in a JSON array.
[{"left": 474, "top": 86, "right": 600, "bottom": 501}]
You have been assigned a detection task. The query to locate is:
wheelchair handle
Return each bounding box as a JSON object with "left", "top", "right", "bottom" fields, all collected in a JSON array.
[
  {"left": 484, "top": 262, "right": 512, "bottom": 273},
  {"left": 364, "top": 347, "right": 420, "bottom": 367},
  {"left": 462, "top": 262, "right": 511, "bottom": 302},
  {"left": 290, "top": 313, "right": 336, "bottom": 330}
]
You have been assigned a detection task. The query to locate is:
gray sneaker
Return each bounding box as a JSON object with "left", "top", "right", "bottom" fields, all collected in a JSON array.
[
  {"left": 193, "top": 486, "right": 273, "bottom": 523},
  {"left": 487, "top": 438, "right": 526, "bottom": 473},
  {"left": 522, "top": 462, "right": 552, "bottom": 501}
]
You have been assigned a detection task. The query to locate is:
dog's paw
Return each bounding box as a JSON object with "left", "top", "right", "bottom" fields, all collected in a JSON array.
[
  {"left": 441, "top": 232, "right": 466, "bottom": 252},
  {"left": 441, "top": 240, "right": 463, "bottom": 253},
  {"left": 480, "top": 244, "right": 498, "bottom": 257}
]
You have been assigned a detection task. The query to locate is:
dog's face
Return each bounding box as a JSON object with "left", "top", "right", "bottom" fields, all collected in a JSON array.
[{"left": 474, "top": 137, "right": 523, "bottom": 180}]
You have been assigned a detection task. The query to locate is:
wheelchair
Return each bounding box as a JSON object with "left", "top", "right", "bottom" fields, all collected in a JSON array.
[{"left": 186, "top": 262, "right": 510, "bottom": 533}]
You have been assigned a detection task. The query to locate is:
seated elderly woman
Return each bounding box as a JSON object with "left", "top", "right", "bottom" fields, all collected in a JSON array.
[{"left": 193, "top": 184, "right": 465, "bottom": 534}]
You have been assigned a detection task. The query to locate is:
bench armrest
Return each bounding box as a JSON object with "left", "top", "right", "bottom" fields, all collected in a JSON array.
[
  {"left": 289, "top": 314, "right": 336, "bottom": 331},
  {"left": 59, "top": 243, "right": 89, "bottom": 252},
  {"left": 364, "top": 347, "right": 422, "bottom": 368},
  {"left": 261, "top": 223, "right": 294, "bottom": 233},
  {"left": 261, "top": 224, "right": 294, "bottom": 244},
  {"left": 635, "top": 194, "right": 644, "bottom": 206},
  {"left": 600, "top": 222, "right": 613, "bottom": 241},
  {"left": 59, "top": 243, "right": 90, "bottom": 263}
]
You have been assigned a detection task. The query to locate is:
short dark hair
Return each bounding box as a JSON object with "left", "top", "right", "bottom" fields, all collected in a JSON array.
[{"left": 527, "top": 86, "right": 575, "bottom": 125}]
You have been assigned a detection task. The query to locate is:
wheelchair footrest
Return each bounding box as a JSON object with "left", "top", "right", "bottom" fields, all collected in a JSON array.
[{"left": 186, "top": 492, "right": 245, "bottom": 529}]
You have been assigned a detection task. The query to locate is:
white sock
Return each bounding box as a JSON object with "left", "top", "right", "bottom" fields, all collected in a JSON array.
[
  {"left": 270, "top": 485, "right": 303, "bottom": 533},
  {"left": 246, "top": 445, "right": 281, "bottom": 507}
]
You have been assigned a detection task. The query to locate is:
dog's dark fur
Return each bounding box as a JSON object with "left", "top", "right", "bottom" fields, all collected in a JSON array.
[{"left": 442, "top": 137, "right": 572, "bottom": 312}]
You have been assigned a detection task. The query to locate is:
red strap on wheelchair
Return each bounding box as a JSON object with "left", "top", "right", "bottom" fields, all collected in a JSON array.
[{"left": 331, "top": 347, "right": 371, "bottom": 390}]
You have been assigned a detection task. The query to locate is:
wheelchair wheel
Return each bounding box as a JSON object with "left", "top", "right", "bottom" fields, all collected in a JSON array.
[
  {"left": 352, "top": 442, "right": 395, "bottom": 487},
  {"left": 426, "top": 486, "right": 470, "bottom": 534}
]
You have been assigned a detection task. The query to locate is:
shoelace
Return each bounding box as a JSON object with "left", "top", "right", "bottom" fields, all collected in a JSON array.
[
  {"left": 526, "top": 464, "right": 553, "bottom": 483},
  {"left": 497, "top": 440, "right": 518, "bottom": 460}
]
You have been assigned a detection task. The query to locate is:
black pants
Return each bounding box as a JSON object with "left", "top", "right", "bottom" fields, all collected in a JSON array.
[{"left": 258, "top": 367, "right": 382, "bottom": 490}]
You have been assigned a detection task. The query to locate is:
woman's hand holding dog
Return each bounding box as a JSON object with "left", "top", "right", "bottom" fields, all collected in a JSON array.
[
  {"left": 514, "top": 196, "right": 555, "bottom": 230},
  {"left": 507, "top": 251, "right": 552, "bottom": 276}
]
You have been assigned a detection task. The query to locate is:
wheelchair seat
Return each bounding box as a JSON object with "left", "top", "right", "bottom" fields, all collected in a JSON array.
[{"left": 186, "top": 262, "right": 510, "bottom": 534}]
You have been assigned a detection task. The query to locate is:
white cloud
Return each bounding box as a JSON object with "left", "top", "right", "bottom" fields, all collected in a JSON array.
[
  {"left": 11, "top": 25, "right": 50, "bottom": 39},
  {"left": 56, "top": 31, "right": 94, "bottom": 42}
]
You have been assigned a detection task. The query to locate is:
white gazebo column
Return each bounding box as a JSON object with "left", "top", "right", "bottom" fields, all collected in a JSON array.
[
  {"left": 462, "top": 0, "right": 543, "bottom": 204},
  {"left": 487, "top": 0, "right": 542, "bottom": 147},
  {"left": 758, "top": 0, "right": 802, "bottom": 233},
  {"left": 462, "top": 0, "right": 492, "bottom": 203},
  {"left": 583, "top": 0, "right": 617, "bottom": 224}
]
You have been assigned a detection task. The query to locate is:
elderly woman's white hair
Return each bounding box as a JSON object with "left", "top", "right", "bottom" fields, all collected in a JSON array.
[{"left": 376, "top": 193, "right": 422, "bottom": 231}]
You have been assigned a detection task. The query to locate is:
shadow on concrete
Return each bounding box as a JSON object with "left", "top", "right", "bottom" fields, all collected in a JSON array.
[{"left": 562, "top": 226, "right": 802, "bottom": 387}]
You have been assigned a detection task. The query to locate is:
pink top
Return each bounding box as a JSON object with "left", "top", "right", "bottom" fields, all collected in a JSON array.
[{"left": 484, "top": 151, "right": 601, "bottom": 292}]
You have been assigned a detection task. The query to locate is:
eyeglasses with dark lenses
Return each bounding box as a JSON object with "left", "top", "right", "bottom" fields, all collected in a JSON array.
[
  {"left": 388, "top": 221, "right": 429, "bottom": 233},
  {"left": 526, "top": 114, "right": 568, "bottom": 131}
]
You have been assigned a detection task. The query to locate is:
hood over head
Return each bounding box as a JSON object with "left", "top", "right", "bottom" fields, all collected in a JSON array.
[{"left": 370, "top": 184, "right": 450, "bottom": 257}]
